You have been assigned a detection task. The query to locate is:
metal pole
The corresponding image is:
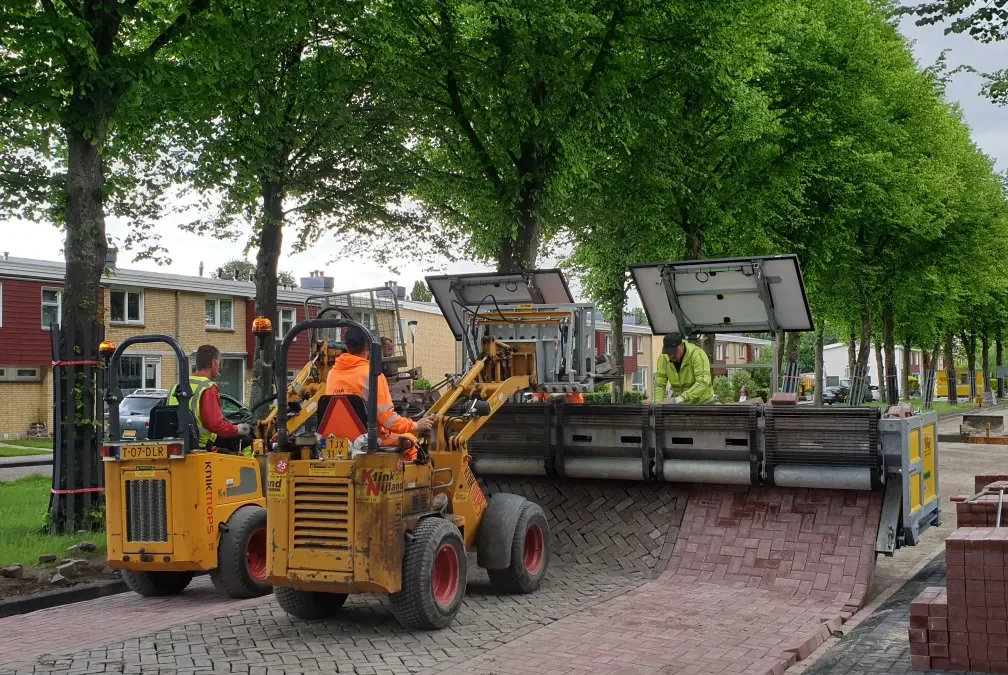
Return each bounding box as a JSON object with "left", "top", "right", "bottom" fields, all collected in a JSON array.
[{"left": 771, "top": 332, "right": 780, "bottom": 395}]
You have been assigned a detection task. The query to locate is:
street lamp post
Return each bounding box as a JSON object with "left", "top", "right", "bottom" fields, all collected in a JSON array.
[{"left": 408, "top": 320, "right": 418, "bottom": 370}]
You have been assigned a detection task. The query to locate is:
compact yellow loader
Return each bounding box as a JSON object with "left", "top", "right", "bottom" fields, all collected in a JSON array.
[
  {"left": 99, "top": 335, "right": 270, "bottom": 598},
  {"left": 262, "top": 317, "right": 550, "bottom": 629}
]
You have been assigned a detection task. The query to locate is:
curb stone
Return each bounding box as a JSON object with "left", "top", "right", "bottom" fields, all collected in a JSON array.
[{"left": 0, "top": 578, "right": 127, "bottom": 618}]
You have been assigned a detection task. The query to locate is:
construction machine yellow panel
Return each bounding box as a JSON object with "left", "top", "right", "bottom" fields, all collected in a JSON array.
[
  {"left": 104, "top": 450, "right": 265, "bottom": 572},
  {"left": 922, "top": 421, "right": 937, "bottom": 507}
]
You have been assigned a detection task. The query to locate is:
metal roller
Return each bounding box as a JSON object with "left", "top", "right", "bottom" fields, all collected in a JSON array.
[
  {"left": 662, "top": 459, "right": 752, "bottom": 486},
  {"left": 562, "top": 457, "right": 646, "bottom": 481},
  {"left": 471, "top": 456, "right": 546, "bottom": 476},
  {"left": 772, "top": 465, "right": 873, "bottom": 491}
]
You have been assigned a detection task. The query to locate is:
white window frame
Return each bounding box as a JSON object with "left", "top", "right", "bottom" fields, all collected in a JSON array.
[
  {"left": 754, "top": 347, "right": 761, "bottom": 360},
  {"left": 605, "top": 334, "right": 612, "bottom": 356},
  {"left": 355, "top": 311, "right": 374, "bottom": 330},
  {"left": 637, "top": 336, "right": 644, "bottom": 354},
  {"left": 205, "top": 296, "right": 234, "bottom": 330},
  {"left": 623, "top": 336, "right": 632, "bottom": 356},
  {"left": 41, "top": 287, "right": 62, "bottom": 330},
  {"left": 631, "top": 366, "right": 648, "bottom": 394},
  {"left": 0, "top": 367, "right": 5, "bottom": 379},
  {"left": 14, "top": 367, "right": 40, "bottom": 382},
  {"left": 738, "top": 344, "right": 745, "bottom": 359},
  {"left": 276, "top": 308, "right": 295, "bottom": 340},
  {"left": 109, "top": 287, "right": 144, "bottom": 325},
  {"left": 715, "top": 344, "right": 724, "bottom": 360}
]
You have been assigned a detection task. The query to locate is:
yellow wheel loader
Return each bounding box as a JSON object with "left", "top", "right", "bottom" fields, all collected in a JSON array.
[
  {"left": 99, "top": 335, "right": 271, "bottom": 599},
  {"left": 262, "top": 317, "right": 550, "bottom": 629}
]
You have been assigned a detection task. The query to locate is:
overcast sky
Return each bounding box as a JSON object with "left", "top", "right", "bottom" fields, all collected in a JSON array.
[{"left": 1, "top": 7, "right": 1005, "bottom": 306}]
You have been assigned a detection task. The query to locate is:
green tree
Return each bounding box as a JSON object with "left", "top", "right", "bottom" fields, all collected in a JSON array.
[
  {"left": 145, "top": 0, "right": 428, "bottom": 415},
  {"left": 630, "top": 307, "right": 648, "bottom": 327},
  {"left": 212, "top": 258, "right": 297, "bottom": 287},
  {"left": 1, "top": 0, "right": 213, "bottom": 532},
  {"left": 409, "top": 280, "right": 433, "bottom": 303}
]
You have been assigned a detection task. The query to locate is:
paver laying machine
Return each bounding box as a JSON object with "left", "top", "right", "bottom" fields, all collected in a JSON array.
[
  {"left": 100, "top": 335, "right": 271, "bottom": 599},
  {"left": 262, "top": 271, "right": 597, "bottom": 628},
  {"left": 461, "top": 257, "right": 942, "bottom": 556}
]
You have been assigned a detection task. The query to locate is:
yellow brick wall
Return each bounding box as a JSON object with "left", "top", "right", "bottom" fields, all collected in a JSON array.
[
  {"left": 0, "top": 370, "right": 53, "bottom": 437},
  {"left": 400, "top": 306, "right": 459, "bottom": 384}
]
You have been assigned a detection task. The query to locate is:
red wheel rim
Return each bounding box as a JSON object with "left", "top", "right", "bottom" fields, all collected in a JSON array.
[
  {"left": 432, "top": 543, "right": 460, "bottom": 607},
  {"left": 524, "top": 523, "right": 545, "bottom": 576},
  {"left": 246, "top": 526, "right": 268, "bottom": 581}
]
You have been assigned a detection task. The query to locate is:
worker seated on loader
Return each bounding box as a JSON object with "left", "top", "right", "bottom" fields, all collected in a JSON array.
[
  {"left": 326, "top": 326, "right": 435, "bottom": 462},
  {"left": 167, "top": 344, "right": 252, "bottom": 451},
  {"left": 655, "top": 333, "right": 714, "bottom": 404}
]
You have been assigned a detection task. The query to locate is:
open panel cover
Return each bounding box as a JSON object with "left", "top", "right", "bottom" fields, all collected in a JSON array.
[
  {"left": 425, "top": 269, "right": 575, "bottom": 339},
  {"left": 630, "top": 255, "right": 813, "bottom": 335}
]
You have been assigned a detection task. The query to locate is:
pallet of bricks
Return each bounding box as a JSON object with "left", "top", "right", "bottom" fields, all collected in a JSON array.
[{"left": 909, "top": 477, "right": 1008, "bottom": 672}]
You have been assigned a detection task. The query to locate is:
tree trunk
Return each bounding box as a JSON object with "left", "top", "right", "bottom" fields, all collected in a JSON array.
[
  {"left": 982, "top": 332, "right": 991, "bottom": 398},
  {"left": 785, "top": 332, "right": 800, "bottom": 365},
  {"left": 497, "top": 183, "right": 540, "bottom": 272},
  {"left": 814, "top": 321, "right": 824, "bottom": 406},
  {"left": 874, "top": 342, "right": 885, "bottom": 401},
  {"left": 901, "top": 342, "right": 911, "bottom": 402},
  {"left": 963, "top": 331, "right": 977, "bottom": 399},
  {"left": 882, "top": 306, "right": 896, "bottom": 403},
  {"left": 250, "top": 179, "right": 284, "bottom": 422},
  {"left": 682, "top": 220, "right": 715, "bottom": 374},
  {"left": 855, "top": 305, "right": 871, "bottom": 372},
  {"left": 51, "top": 130, "right": 109, "bottom": 533},
  {"left": 847, "top": 331, "right": 856, "bottom": 380},
  {"left": 611, "top": 311, "right": 625, "bottom": 403},
  {"left": 998, "top": 334, "right": 1004, "bottom": 398},
  {"left": 945, "top": 331, "right": 957, "bottom": 404}
]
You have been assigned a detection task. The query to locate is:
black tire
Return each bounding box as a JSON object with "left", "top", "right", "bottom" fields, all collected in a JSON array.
[
  {"left": 121, "top": 569, "right": 194, "bottom": 597},
  {"left": 274, "top": 586, "right": 348, "bottom": 621},
  {"left": 389, "top": 517, "right": 467, "bottom": 630},
  {"left": 209, "top": 505, "right": 271, "bottom": 599},
  {"left": 487, "top": 501, "right": 550, "bottom": 594}
]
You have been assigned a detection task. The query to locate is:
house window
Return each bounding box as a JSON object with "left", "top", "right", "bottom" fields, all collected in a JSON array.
[
  {"left": 754, "top": 347, "right": 761, "bottom": 360},
  {"left": 110, "top": 288, "right": 144, "bottom": 325},
  {"left": 354, "top": 311, "right": 374, "bottom": 330},
  {"left": 117, "top": 356, "right": 144, "bottom": 396},
  {"left": 0, "top": 367, "right": 5, "bottom": 379},
  {"left": 624, "top": 337, "right": 632, "bottom": 356},
  {"left": 715, "top": 344, "right": 724, "bottom": 361},
  {"left": 738, "top": 344, "right": 745, "bottom": 359},
  {"left": 42, "top": 288, "right": 62, "bottom": 329},
  {"left": 191, "top": 355, "right": 245, "bottom": 401},
  {"left": 632, "top": 366, "right": 649, "bottom": 394},
  {"left": 205, "top": 297, "right": 234, "bottom": 330},
  {"left": 605, "top": 334, "right": 612, "bottom": 356},
  {"left": 14, "top": 367, "right": 40, "bottom": 381},
  {"left": 637, "top": 337, "right": 644, "bottom": 354},
  {"left": 275, "top": 308, "right": 295, "bottom": 340}
]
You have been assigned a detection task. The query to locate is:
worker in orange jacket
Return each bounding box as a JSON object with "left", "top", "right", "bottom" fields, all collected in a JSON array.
[
  {"left": 326, "top": 325, "right": 435, "bottom": 461},
  {"left": 532, "top": 392, "right": 585, "bottom": 404}
]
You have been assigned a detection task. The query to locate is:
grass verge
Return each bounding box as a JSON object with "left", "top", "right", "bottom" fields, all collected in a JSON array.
[
  {"left": 861, "top": 398, "right": 982, "bottom": 416},
  {"left": 0, "top": 446, "right": 52, "bottom": 458},
  {"left": 0, "top": 476, "right": 105, "bottom": 568},
  {"left": 0, "top": 439, "right": 53, "bottom": 451}
]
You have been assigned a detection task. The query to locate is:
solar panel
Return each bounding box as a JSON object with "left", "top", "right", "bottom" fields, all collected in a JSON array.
[
  {"left": 629, "top": 255, "right": 813, "bottom": 335},
  {"left": 426, "top": 269, "right": 575, "bottom": 339}
]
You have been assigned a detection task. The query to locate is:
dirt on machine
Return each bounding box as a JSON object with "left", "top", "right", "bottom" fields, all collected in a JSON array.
[
  {"left": 98, "top": 283, "right": 414, "bottom": 601},
  {"left": 260, "top": 271, "right": 596, "bottom": 629}
]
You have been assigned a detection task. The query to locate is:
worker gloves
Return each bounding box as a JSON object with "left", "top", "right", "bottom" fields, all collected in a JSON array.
[{"left": 236, "top": 423, "right": 252, "bottom": 437}]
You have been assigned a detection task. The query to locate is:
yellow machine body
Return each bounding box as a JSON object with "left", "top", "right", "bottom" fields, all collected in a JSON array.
[{"left": 104, "top": 447, "right": 265, "bottom": 572}]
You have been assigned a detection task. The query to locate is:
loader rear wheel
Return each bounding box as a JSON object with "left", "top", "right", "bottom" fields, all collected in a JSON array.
[
  {"left": 121, "top": 570, "right": 194, "bottom": 597},
  {"left": 274, "top": 587, "right": 348, "bottom": 621},
  {"left": 488, "top": 501, "right": 549, "bottom": 594},
  {"left": 210, "top": 505, "right": 271, "bottom": 599},
  {"left": 389, "top": 517, "right": 466, "bottom": 630}
]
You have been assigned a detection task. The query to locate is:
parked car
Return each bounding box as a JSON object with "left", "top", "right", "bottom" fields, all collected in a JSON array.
[
  {"left": 116, "top": 388, "right": 252, "bottom": 440},
  {"left": 822, "top": 386, "right": 847, "bottom": 405}
]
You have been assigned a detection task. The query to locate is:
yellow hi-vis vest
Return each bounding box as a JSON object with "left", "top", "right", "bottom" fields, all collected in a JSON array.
[{"left": 167, "top": 375, "right": 218, "bottom": 448}]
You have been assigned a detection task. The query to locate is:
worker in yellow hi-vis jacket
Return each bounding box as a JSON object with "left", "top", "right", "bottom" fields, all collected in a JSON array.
[{"left": 654, "top": 333, "right": 714, "bottom": 404}]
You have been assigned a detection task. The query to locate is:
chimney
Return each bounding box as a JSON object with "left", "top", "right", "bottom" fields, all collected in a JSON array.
[
  {"left": 2, "top": 252, "right": 7, "bottom": 261},
  {"left": 199, "top": 261, "right": 204, "bottom": 277}
]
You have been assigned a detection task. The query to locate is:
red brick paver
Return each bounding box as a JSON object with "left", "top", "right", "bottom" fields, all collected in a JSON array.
[
  {"left": 0, "top": 576, "right": 269, "bottom": 670},
  {"left": 435, "top": 486, "right": 884, "bottom": 675}
]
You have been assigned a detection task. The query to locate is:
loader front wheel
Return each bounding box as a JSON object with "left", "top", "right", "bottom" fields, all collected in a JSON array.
[
  {"left": 121, "top": 570, "right": 194, "bottom": 597},
  {"left": 390, "top": 517, "right": 467, "bottom": 630},
  {"left": 210, "top": 505, "right": 271, "bottom": 599},
  {"left": 487, "top": 501, "right": 549, "bottom": 594},
  {"left": 274, "top": 587, "right": 347, "bottom": 621}
]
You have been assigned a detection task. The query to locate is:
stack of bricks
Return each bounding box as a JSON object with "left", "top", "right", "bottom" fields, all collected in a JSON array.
[
  {"left": 953, "top": 480, "right": 1008, "bottom": 528},
  {"left": 910, "top": 528, "right": 1008, "bottom": 672}
]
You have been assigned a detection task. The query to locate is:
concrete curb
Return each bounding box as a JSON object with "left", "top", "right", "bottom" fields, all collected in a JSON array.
[
  {"left": 0, "top": 579, "right": 127, "bottom": 619},
  {"left": 0, "top": 457, "right": 54, "bottom": 469},
  {"left": 788, "top": 547, "right": 945, "bottom": 673}
]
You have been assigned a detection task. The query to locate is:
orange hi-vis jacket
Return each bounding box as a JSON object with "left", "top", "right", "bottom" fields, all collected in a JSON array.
[
  {"left": 532, "top": 392, "right": 585, "bottom": 404},
  {"left": 325, "top": 353, "right": 418, "bottom": 458}
]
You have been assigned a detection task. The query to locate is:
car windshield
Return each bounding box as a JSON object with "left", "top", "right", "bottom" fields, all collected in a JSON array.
[{"left": 120, "top": 397, "right": 161, "bottom": 416}]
